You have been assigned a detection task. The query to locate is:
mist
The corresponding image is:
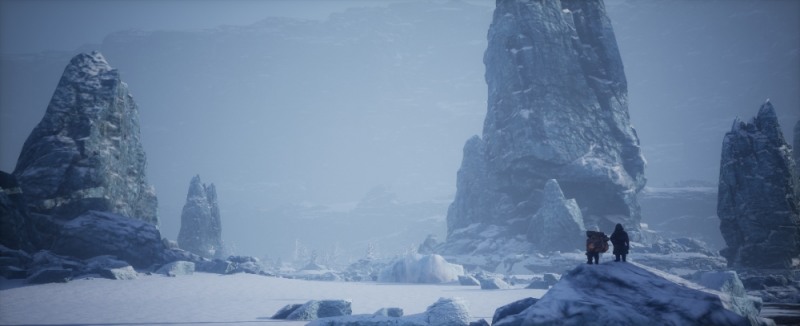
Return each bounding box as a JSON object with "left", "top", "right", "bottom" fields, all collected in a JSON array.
[{"left": 1, "top": 0, "right": 798, "bottom": 262}]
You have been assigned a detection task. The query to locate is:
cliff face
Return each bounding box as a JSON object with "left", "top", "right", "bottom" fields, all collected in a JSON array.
[
  {"left": 446, "top": 0, "right": 645, "bottom": 252},
  {"left": 12, "top": 52, "right": 158, "bottom": 225},
  {"left": 717, "top": 101, "right": 800, "bottom": 269},
  {"left": 177, "top": 175, "right": 223, "bottom": 259}
]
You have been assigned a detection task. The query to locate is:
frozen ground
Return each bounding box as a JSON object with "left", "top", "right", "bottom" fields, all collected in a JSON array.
[{"left": 0, "top": 272, "right": 544, "bottom": 325}]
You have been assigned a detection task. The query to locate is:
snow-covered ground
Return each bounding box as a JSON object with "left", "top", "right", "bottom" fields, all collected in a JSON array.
[{"left": 0, "top": 273, "right": 544, "bottom": 325}]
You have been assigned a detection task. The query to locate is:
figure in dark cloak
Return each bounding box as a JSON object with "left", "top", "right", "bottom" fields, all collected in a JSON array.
[{"left": 610, "top": 223, "right": 630, "bottom": 262}]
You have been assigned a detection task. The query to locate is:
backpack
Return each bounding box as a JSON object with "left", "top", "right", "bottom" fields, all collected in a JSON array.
[{"left": 586, "top": 231, "right": 609, "bottom": 253}]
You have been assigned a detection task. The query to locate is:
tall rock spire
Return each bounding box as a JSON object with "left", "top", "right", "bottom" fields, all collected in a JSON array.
[
  {"left": 717, "top": 101, "right": 800, "bottom": 269},
  {"left": 178, "top": 175, "right": 223, "bottom": 259},
  {"left": 445, "top": 0, "right": 645, "bottom": 253},
  {"left": 12, "top": 51, "right": 158, "bottom": 225}
]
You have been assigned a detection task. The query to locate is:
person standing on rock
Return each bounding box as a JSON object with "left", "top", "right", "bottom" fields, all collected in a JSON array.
[
  {"left": 585, "top": 228, "right": 609, "bottom": 264},
  {"left": 610, "top": 223, "right": 630, "bottom": 262}
]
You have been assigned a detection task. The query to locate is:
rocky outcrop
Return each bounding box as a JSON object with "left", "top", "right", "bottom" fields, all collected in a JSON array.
[
  {"left": 527, "top": 179, "right": 585, "bottom": 252},
  {"left": 12, "top": 51, "right": 157, "bottom": 225},
  {"left": 177, "top": 175, "right": 223, "bottom": 259},
  {"left": 51, "top": 210, "right": 165, "bottom": 268},
  {"left": 717, "top": 101, "right": 800, "bottom": 269},
  {"left": 494, "top": 262, "right": 769, "bottom": 326},
  {"left": 445, "top": 0, "right": 645, "bottom": 253}
]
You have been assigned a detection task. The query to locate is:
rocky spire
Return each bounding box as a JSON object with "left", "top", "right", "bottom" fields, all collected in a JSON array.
[
  {"left": 445, "top": 0, "right": 645, "bottom": 251},
  {"left": 177, "top": 175, "right": 223, "bottom": 259},
  {"left": 527, "top": 179, "right": 586, "bottom": 252},
  {"left": 12, "top": 51, "right": 158, "bottom": 225},
  {"left": 717, "top": 100, "right": 800, "bottom": 269}
]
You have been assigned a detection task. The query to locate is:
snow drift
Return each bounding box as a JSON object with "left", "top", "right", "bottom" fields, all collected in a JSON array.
[{"left": 378, "top": 254, "right": 463, "bottom": 284}]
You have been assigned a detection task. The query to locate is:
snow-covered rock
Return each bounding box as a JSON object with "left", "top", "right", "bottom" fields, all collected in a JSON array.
[
  {"left": 50, "top": 210, "right": 165, "bottom": 268},
  {"left": 285, "top": 299, "right": 352, "bottom": 321},
  {"left": 12, "top": 51, "right": 158, "bottom": 225},
  {"left": 84, "top": 255, "right": 137, "bottom": 280},
  {"left": 717, "top": 101, "right": 800, "bottom": 269},
  {"left": 527, "top": 179, "right": 585, "bottom": 253},
  {"left": 271, "top": 303, "right": 303, "bottom": 319},
  {"left": 695, "top": 271, "right": 762, "bottom": 318},
  {"left": 307, "top": 297, "right": 470, "bottom": 326},
  {"left": 499, "top": 262, "right": 770, "bottom": 326},
  {"left": 492, "top": 297, "right": 537, "bottom": 325},
  {"left": 378, "top": 254, "right": 463, "bottom": 284},
  {"left": 177, "top": 175, "right": 223, "bottom": 259},
  {"left": 445, "top": 0, "right": 646, "bottom": 254},
  {"left": 156, "top": 261, "right": 195, "bottom": 277},
  {"left": 374, "top": 307, "right": 404, "bottom": 317},
  {"left": 458, "top": 275, "right": 480, "bottom": 286},
  {"left": 425, "top": 297, "right": 470, "bottom": 326},
  {"left": 479, "top": 277, "right": 510, "bottom": 290}
]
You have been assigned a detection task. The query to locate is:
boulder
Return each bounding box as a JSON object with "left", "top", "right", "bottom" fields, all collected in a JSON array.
[
  {"left": 469, "top": 320, "right": 490, "bottom": 326},
  {"left": 84, "top": 255, "right": 137, "bottom": 280},
  {"left": 717, "top": 101, "right": 800, "bottom": 269},
  {"left": 479, "top": 277, "right": 510, "bottom": 290},
  {"left": 425, "top": 297, "right": 470, "bottom": 326},
  {"left": 196, "top": 259, "right": 234, "bottom": 274},
  {"left": 373, "top": 307, "right": 404, "bottom": 318},
  {"left": 286, "top": 300, "right": 352, "bottom": 320},
  {"left": 378, "top": 254, "right": 463, "bottom": 284},
  {"left": 177, "top": 175, "right": 223, "bottom": 259},
  {"left": 445, "top": 0, "right": 646, "bottom": 253},
  {"left": 527, "top": 180, "right": 586, "bottom": 252},
  {"left": 492, "top": 297, "right": 538, "bottom": 325},
  {"left": 50, "top": 210, "right": 166, "bottom": 268},
  {"left": 306, "top": 297, "right": 469, "bottom": 326},
  {"left": 156, "top": 261, "right": 195, "bottom": 277},
  {"left": 505, "top": 262, "right": 770, "bottom": 325},
  {"left": 458, "top": 275, "right": 480, "bottom": 286},
  {"left": 227, "top": 255, "right": 263, "bottom": 274},
  {"left": 12, "top": 51, "right": 158, "bottom": 225},
  {"left": 272, "top": 303, "right": 303, "bottom": 319}
]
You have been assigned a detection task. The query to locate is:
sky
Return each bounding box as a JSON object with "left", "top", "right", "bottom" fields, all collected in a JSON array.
[
  {"left": 0, "top": 0, "right": 798, "bottom": 258},
  {"left": 0, "top": 0, "right": 402, "bottom": 54}
]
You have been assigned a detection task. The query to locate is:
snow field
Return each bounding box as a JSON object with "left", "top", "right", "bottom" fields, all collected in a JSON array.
[{"left": 0, "top": 272, "right": 545, "bottom": 325}]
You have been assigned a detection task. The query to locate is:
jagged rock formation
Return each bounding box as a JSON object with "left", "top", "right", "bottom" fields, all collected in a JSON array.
[
  {"left": 527, "top": 179, "right": 586, "bottom": 252},
  {"left": 445, "top": 0, "right": 645, "bottom": 253},
  {"left": 718, "top": 101, "right": 800, "bottom": 269},
  {"left": 12, "top": 51, "right": 158, "bottom": 225},
  {"left": 177, "top": 175, "right": 223, "bottom": 259}
]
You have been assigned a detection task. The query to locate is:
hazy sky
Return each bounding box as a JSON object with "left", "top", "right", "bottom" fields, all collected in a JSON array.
[
  {"left": 0, "top": 0, "right": 407, "bottom": 54},
  {"left": 1, "top": 0, "right": 798, "bottom": 258}
]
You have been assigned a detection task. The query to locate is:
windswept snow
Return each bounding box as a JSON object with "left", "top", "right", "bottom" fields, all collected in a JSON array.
[{"left": 0, "top": 273, "right": 543, "bottom": 325}]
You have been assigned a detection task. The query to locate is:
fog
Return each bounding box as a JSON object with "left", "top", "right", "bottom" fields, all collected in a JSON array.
[{"left": 1, "top": 0, "right": 798, "bottom": 261}]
